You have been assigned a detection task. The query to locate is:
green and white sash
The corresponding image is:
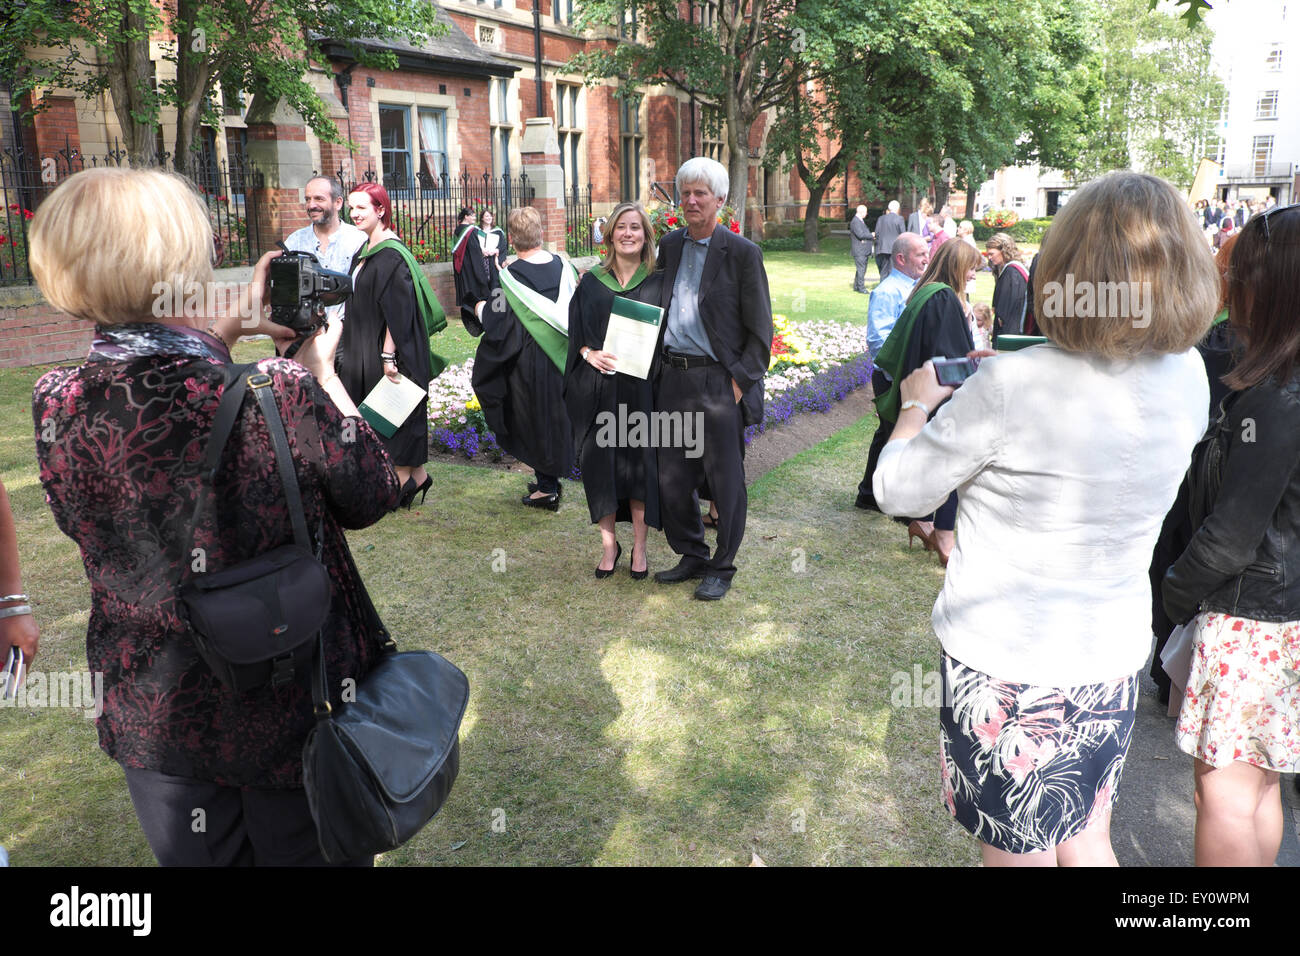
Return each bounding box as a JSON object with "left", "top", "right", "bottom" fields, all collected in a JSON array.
[
  {"left": 590, "top": 262, "right": 649, "bottom": 294},
  {"left": 497, "top": 257, "right": 578, "bottom": 372}
]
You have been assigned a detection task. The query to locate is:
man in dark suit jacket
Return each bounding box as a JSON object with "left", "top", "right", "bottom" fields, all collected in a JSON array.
[
  {"left": 652, "top": 157, "right": 773, "bottom": 600},
  {"left": 849, "top": 205, "right": 874, "bottom": 293},
  {"left": 873, "top": 200, "right": 905, "bottom": 283}
]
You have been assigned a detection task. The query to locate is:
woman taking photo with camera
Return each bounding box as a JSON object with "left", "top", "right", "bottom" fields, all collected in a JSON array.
[
  {"left": 343, "top": 182, "right": 436, "bottom": 508},
  {"left": 874, "top": 171, "right": 1219, "bottom": 865},
  {"left": 1162, "top": 203, "right": 1300, "bottom": 867},
  {"left": 30, "top": 167, "right": 401, "bottom": 866}
]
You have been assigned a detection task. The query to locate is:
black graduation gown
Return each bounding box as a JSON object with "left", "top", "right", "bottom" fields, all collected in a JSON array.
[
  {"left": 470, "top": 256, "right": 575, "bottom": 478},
  {"left": 991, "top": 262, "right": 1028, "bottom": 340},
  {"left": 563, "top": 270, "right": 663, "bottom": 527},
  {"left": 341, "top": 244, "right": 431, "bottom": 466},
  {"left": 453, "top": 225, "right": 484, "bottom": 336},
  {"left": 864, "top": 286, "right": 974, "bottom": 522}
]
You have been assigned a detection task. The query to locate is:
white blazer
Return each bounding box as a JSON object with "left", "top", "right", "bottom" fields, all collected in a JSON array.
[{"left": 874, "top": 343, "right": 1209, "bottom": 686}]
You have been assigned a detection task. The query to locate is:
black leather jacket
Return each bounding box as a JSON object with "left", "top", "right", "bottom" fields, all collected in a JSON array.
[{"left": 1163, "top": 373, "right": 1300, "bottom": 624}]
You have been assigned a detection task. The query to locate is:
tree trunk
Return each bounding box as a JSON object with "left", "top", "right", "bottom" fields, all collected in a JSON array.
[
  {"left": 803, "top": 181, "right": 826, "bottom": 253},
  {"left": 106, "top": 7, "right": 157, "bottom": 166},
  {"left": 174, "top": 0, "right": 213, "bottom": 175}
]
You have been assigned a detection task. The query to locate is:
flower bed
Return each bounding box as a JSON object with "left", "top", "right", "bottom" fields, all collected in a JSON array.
[{"left": 428, "top": 316, "right": 873, "bottom": 460}]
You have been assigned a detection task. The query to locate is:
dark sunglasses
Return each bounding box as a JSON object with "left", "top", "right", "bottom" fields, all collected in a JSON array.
[{"left": 1255, "top": 202, "right": 1299, "bottom": 245}]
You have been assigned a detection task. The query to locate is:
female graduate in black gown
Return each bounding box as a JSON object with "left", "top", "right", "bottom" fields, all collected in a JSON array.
[
  {"left": 564, "top": 202, "right": 663, "bottom": 579},
  {"left": 342, "top": 182, "right": 432, "bottom": 506},
  {"left": 451, "top": 207, "right": 482, "bottom": 336},
  {"left": 986, "top": 232, "right": 1029, "bottom": 343},
  {"left": 469, "top": 206, "right": 575, "bottom": 510},
  {"left": 870, "top": 239, "right": 983, "bottom": 565}
]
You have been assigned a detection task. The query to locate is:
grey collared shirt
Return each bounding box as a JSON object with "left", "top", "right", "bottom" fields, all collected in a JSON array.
[
  {"left": 664, "top": 234, "right": 717, "bottom": 359},
  {"left": 283, "top": 222, "right": 368, "bottom": 323}
]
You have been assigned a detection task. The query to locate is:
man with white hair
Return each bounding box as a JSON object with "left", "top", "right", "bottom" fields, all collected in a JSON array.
[
  {"left": 652, "top": 157, "right": 773, "bottom": 601},
  {"left": 872, "top": 200, "right": 905, "bottom": 283},
  {"left": 850, "top": 204, "right": 874, "bottom": 293}
]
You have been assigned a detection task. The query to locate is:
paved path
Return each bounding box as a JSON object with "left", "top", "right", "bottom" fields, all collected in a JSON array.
[{"left": 1113, "top": 670, "right": 1298, "bottom": 866}]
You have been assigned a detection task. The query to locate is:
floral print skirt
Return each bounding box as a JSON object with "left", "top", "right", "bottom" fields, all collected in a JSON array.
[
  {"left": 1175, "top": 612, "right": 1300, "bottom": 772},
  {"left": 939, "top": 652, "right": 1138, "bottom": 854}
]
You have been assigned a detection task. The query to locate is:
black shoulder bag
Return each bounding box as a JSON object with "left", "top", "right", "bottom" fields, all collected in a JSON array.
[
  {"left": 182, "top": 363, "right": 469, "bottom": 861},
  {"left": 180, "top": 365, "right": 329, "bottom": 692}
]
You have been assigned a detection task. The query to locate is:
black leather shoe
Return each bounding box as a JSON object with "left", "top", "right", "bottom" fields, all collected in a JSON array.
[
  {"left": 653, "top": 558, "right": 705, "bottom": 583},
  {"left": 527, "top": 481, "right": 561, "bottom": 498},
  {"left": 693, "top": 576, "right": 731, "bottom": 601},
  {"left": 521, "top": 492, "right": 560, "bottom": 511}
]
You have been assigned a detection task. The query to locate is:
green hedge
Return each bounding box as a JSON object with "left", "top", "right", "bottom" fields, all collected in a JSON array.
[{"left": 973, "top": 216, "right": 1053, "bottom": 244}]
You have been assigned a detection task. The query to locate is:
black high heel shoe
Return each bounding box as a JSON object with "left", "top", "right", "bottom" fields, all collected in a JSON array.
[
  {"left": 413, "top": 474, "right": 433, "bottom": 506},
  {"left": 630, "top": 544, "right": 648, "bottom": 580},
  {"left": 397, "top": 477, "right": 418, "bottom": 510},
  {"left": 595, "top": 542, "right": 622, "bottom": 579}
]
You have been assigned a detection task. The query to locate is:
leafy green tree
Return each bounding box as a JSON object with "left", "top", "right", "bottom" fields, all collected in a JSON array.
[
  {"left": 763, "top": 0, "right": 1095, "bottom": 251},
  {"left": 570, "top": 0, "right": 812, "bottom": 236},
  {"left": 1, "top": 0, "right": 444, "bottom": 168},
  {"left": 1073, "top": 0, "right": 1222, "bottom": 187}
]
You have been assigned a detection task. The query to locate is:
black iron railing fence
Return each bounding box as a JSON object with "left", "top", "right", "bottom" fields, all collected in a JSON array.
[{"left": 0, "top": 136, "right": 265, "bottom": 285}]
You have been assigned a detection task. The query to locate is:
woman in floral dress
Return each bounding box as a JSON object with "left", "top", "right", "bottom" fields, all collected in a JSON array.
[{"left": 1162, "top": 202, "right": 1300, "bottom": 866}]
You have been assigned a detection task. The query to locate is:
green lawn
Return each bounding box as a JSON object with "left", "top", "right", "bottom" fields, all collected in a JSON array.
[
  {"left": 763, "top": 237, "right": 1000, "bottom": 325},
  {"left": 0, "top": 247, "right": 980, "bottom": 866}
]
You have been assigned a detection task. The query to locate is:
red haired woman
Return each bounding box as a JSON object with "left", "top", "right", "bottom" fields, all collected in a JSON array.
[{"left": 343, "top": 182, "right": 435, "bottom": 507}]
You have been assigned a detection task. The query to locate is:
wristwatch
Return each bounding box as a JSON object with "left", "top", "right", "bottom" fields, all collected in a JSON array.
[{"left": 581, "top": 347, "right": 592, "bottom": 360}]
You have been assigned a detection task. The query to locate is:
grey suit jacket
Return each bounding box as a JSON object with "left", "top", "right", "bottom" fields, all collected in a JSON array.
[
  {"left": 873, "top": 213, "right": 905, "bottom": 254},
  {"left": 850, "top": 216, "right": 874, "bottom": 256}
]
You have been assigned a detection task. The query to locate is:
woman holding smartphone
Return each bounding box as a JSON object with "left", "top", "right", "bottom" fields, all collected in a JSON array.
[{"left": 874, "top": 172, "right": 1218, "bottom": 865}]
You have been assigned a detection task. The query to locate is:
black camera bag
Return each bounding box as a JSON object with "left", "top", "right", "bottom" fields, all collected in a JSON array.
[{"left": 180, "top": 365, "right": 328, "bottom": 693}]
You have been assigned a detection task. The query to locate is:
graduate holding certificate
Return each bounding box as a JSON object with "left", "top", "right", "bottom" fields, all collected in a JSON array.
[{"left": 564, "top": 203, "right": 664, "bottom": 579}]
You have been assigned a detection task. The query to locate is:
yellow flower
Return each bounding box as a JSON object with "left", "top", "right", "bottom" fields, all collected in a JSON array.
[{"left": 466, "top": 396, "right": 482, "bottom": 412}]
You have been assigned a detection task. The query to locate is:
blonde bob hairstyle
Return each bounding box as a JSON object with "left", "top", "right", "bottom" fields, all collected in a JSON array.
[
  {"left": 30, "top": 167, "right": 215, "bottom": 326},
  {"left": 1034, "top": 171, "right": 1218, "bottom": 357},
  {"left": 507, "top": 205, "right": 543, "bottom": 253},
  {"left": 598, "top": 202, "right": 656, "bottom": 274}
]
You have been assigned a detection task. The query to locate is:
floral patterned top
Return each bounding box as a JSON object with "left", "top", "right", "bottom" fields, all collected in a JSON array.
[{"left": 33, "top": 324, "right": 400, "bottom": 787}]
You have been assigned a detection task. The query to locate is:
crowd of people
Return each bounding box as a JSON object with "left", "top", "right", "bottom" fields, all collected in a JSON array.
[{"left": 4, "top": 154, "right": 1296, "bottom": 869}]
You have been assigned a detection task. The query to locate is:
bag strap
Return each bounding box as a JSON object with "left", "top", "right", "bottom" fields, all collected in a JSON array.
[
  {"left": 310, "top": 573, "right": 395, "bottom": 720},
  {"left": 183, "top": 363, "right": 313, "bottom": 567}
]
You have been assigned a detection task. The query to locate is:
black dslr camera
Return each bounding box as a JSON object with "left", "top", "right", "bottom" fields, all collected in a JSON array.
[{"left": 268, "top": 244, "right": 352, "bottom": 340}]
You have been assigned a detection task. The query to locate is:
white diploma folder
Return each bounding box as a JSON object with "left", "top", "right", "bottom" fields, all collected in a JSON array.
[
  {"left": 601, "top": 297, "right": 664, "bottom": 380},
  {"left": 358, "top": 373, "right": 427, "bottom": 438}
]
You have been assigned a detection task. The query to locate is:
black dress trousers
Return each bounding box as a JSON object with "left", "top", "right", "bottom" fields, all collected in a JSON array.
[{"left": 655, "top": 359, "right": 747, "bottom": 580}]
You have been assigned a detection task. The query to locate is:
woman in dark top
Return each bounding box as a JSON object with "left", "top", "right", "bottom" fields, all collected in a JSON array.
[
  {"left": 871, "top": 239, "right": 982, "bottom": 565},
  {"left": 1162, "top": 203, "right": 1300, "bottom": 866},
  {"left": 29, "top": 167, "right": 399, "bottom": 865},
  {"left": 986, "top": 233, "right": 1029, "bottom": 342},
  {"left": 470, "top": 206, "right": 576, "bottom": 510},
  {"left": 564, "top": 202, "right": 662, "bottom": 578},
  {"left": 342, "top": 182, "right": 432, "bottom": 506}
]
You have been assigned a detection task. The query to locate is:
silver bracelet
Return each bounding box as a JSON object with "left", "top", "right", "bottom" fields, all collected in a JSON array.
[
  {"left": 0, "top": 605, "right": 32, "bottom": 620},
  {"left": 900, "top": 399, "right": 932, "bottom": 417},
  {"left": 0, "top": 594, "right": 28, "bottom": 603}
]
